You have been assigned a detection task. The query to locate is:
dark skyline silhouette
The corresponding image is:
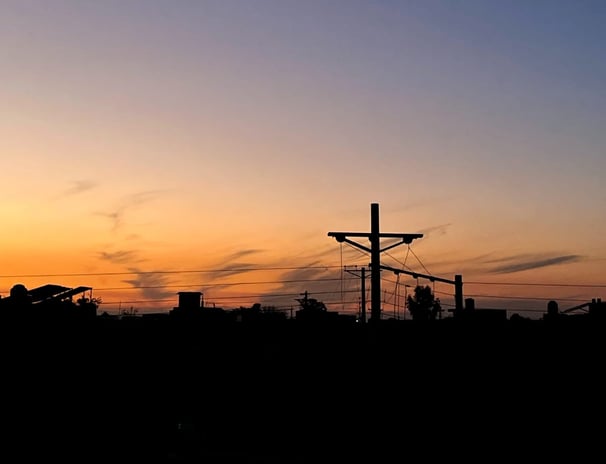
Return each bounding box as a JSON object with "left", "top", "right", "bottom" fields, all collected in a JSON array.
[{"left": 1, "top": 275, "right": 604, "bottom": 461}]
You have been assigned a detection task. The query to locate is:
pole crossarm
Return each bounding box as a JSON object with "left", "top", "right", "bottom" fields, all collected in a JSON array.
[
  {"left": 379, "top": 238, "right": 419, "bottom": 253},
  {"left": 327, "top": 232, "right": 423, "bottom": 254},
  {"left": 328, "top": 232, "right": 423, "bottom": 242},
  {"left": 378, "top": 264, "right": 456, "bottom": 285},
  {"left": 344, "top": 267, "right": 368, "bottom": 278},
  {"left": 328, "top": 232, "right": 424, "bottom": 239}
]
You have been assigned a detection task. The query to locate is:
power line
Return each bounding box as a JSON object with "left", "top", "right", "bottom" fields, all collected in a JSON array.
[
  {"left": 102, "top": 299, "right": 176, "bottom": 305},
  {"left": 383, "top": 249, "right": 416, "bottom": 274},
  {"left": 343, "top": 242, "right": 371, "bottom": 260},
  {"left": 0, "top": 265, "right": 345, "bottom": 279},
  {"left": 47, "top": 277, "right": 359, "bottom": 293},
  {"left": 466, "top": 281, "right": 606, "bottom": 288},
  {"left": 464, "top": 293, "right": 590, "bottom": 303},
  {"left": 129, "top": 285, "right": 599, "bottom": 306},
  {"left": 3, "top": 264, "right": 601, "bottom": 313},
  {"left": 4, "top": 268, "right": 602, "bottom": 290},
  {"left": 407, "top": 246, "right": 432, "bottom": 276},
  {"left": 101, "top": 288, "right": 364, "bottom": 304},
  {"left": 434, "top": 289, "right": 454, "bottom": 298}
]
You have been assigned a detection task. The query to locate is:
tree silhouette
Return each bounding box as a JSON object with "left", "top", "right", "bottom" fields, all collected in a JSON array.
[
  {"left": 296, "top": 291, "right": 327, "bottom": 313},
  {"left": 406, "top": 285, "right": 440, "bottom": 321}
]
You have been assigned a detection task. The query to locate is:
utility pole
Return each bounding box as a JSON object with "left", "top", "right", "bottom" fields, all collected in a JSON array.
[
  {"left": 328, "top": 203, "right": 423, "bottom": 322},
  {"left": 345, "top": 265, "right": 368, "bottom": 323}
]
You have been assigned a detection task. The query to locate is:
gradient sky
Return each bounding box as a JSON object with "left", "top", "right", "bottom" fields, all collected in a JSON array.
[{"left": 2, "top": 0, "right": 605, "bottom": 318}]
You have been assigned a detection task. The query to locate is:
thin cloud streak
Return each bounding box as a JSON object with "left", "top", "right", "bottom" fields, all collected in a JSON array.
[
  {"left": 418, "top": 223, "right": 452, "bottom": 238},
  {"left": 223, "top": 249, "right": 265, "bottom": 262},
  {"left": 204, "top": 263, "right": 265, "bottom": 281},
  {"left": 122, "top": 268, "right": 174, "bottom": 300},
  {"left": 63, "top": 180, "right": 97, "bottom": 196},
  {"left": 98, "top": 250, "right": 144, "bottom": 265},
  {"left": 95, "top": 189, "right": 168, "bottom": 232},
  {"left": 488, "top": 254, "right": 583, "bottom": 274}
]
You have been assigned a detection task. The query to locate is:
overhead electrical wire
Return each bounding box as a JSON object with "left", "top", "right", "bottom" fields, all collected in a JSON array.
[
  {"left": 0, "top": 265, "right": 345, "bottom": 279},
  {"left": 3, "top": 256, "right": 603, "bottom": 314},
  {"left": 466, "top": 281, "right": 606, "bottom": 288},
  {"left": 74, "top": 277, "right": 359, "bottom": 292}
]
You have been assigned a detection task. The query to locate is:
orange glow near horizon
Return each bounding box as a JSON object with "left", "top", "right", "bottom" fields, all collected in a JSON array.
[{"left": 2, "top": 233, "right": 603, "bottom": 319}]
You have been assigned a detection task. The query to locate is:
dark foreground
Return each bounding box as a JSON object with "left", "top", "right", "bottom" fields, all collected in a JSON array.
[{"left": 2, "top": 315, "right": 604, "bottom": 462}]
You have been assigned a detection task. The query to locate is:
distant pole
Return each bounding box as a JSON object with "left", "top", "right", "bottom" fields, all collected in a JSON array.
[
  {"left": 345, "top": 266, "right": 368, "bottom": 323},
  {"left": 454, "top": 274, "right": 464, "bottom": 314},
  {"left": 360, "top": 267, "right": 366, "bottom": 323}
]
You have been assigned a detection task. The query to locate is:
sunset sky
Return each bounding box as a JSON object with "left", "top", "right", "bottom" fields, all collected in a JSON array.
[{"left": 2, "top": 0, "right": 604, "bottom": 318}]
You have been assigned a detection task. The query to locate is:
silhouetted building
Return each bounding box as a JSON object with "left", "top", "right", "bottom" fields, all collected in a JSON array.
[
  {"left": 453, "top": 298, "right": 507, "bottom": 323},
  {"left": 169, "top": 291, "right": 228, "bottom": 322},
  {"left": 232, "top": 303, "right": 288, "bottom": 322},
  {"left": 543, "top": 300, "right": 561, "bottom": 322},
  {"left": 178, "top": 291, "right": 203, "bottom": 310},
  {"left": 560, "top": 297, "right": 605, "bottom": 321},
  {"left": 588, "top": 298, "right": 605, "bottom": 319},
  {"left": 0, "top": 283, "right": 96, "bottom": 319}
]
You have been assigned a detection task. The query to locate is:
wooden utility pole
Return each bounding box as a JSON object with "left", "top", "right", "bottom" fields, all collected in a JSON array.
[
  {"left": 328, "top": 203, "right": 423, "bottom": 322},
  {"left": 345, "top": 265, "right": 368, "bottom": 323}
]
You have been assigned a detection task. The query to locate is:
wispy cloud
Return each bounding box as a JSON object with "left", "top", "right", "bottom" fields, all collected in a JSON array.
[
  {"left": 223, "top": 249, "right": 265, "bottom": 262},
  {"left": 418, "top": 223, "right": 452, "bottom": 238},
  {"left": 51, "top": 180, "right": 97, "bottom": 201},
  {"left": 200, "top": 249, "right": 266, "bottom": 282},
  {"left": 269, "top": 242, "right": 361, "bottom": 265},
  {"left": 277, "top": 261, "right": 330, "bottom": 281},
  {"left": 95, "top": 189, "right": 167, "bottom": 231},
  {"left": 487, "top": 254, "right": 584, "bottom": 274},
  {"left": 204, "top": 262, "right": 262, "bottom": 281},
  {"left": 98, "top": 250, "right": 144, "bottom": 265},
  {"left": 63, "top": 180, "right": 97, "bottom": 196},
  {"left": 122, "top": 268, "right": 174, "bottom": 300}
]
